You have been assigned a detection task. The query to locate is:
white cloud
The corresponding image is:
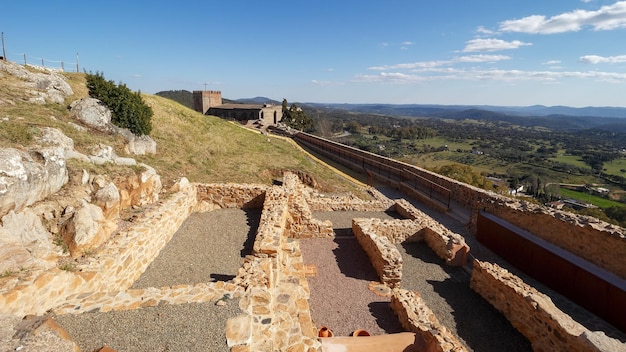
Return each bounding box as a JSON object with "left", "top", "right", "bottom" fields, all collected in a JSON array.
[
  {"left": 368, "top": 55, "right": 510, "bottom": 71},
  {"left": 542, "top": 60, "right": 562, "bottom": 65},
  {"left": 356, "top": 68, "right": 626, "bottom": 83},
  {"left": 402, "top": 41, "right": 414, "bottom": 46},
  {"left": 475, "top": 26, "right": 495, "bottom": 35},
  {"left": 312, "top": 79, "right": 343, "bottom": 86},
  {"left": 579, "top": 54, "right": 626, "bottom": 63},
  {"left": 462, "top": 38, "right": 532, "bottom": 52},
  {"left": 499, "top": 1, "right": 626, "bottom": 34}
]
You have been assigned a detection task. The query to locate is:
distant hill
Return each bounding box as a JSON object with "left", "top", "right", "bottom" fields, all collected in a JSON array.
[
  {"left": 307, "top": 103, "right": 626, "bottom": 119},
  {"left": 306, "top": 103, "right": 626, "bottom": 132},
  {"left": 234, "top": 97, "right": 282, "bottom": 105}
]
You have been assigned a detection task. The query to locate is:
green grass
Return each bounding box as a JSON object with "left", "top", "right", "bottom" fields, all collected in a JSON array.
[
  {"left": 559, "top": 188, "right": 625, "bottom": 209},
  {"left": 550, "top": 154, "right": 590, "bottom": 169},
  {"left": 0, "top": 68, "right": 367, "bottom": 197},
  {"left": 603, "top": 158, "right": 626, "bottom": 176}
]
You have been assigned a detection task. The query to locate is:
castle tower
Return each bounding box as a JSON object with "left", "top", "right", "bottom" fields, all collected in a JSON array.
[{"left": 193, "top": 90, "right": 222, "bottom": 114}]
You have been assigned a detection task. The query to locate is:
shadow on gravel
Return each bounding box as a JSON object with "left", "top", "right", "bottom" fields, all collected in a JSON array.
[
  {"left": 400, "top": 241, "right": 532, "bottom": 352},
  {"left": 368, "top": 301, "right": 404, "bottom": 334},
  {"left": 332, "top": 237, "right": 379, "bottom": 281},
  {"left": 240, "top": 209, "right": 262, "bottom": 257}
]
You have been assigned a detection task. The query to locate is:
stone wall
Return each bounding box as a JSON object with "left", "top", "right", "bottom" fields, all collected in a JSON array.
[
  {"left": 294, "top": 132, "right": 625, "bottom": 279},
  {"left": 390, "top": 288, "right": 467, "bottom": 352},
  {"left": 226, "top": 176, "right": 321, "bottom": 351},
  {"left": 283, "top": 173, "right": 334, "bottom": 239},
  {"left": 0, "top": 180, "right": 198, "bottom": 317},
  {"left": 196, "top": 183, "right": 267, "bottom": 211},
  {"left": 470, "top": 260, "right": 624, "bottom": 352},
  {"left": 353, "top": 218, "right": 403, "bottom": 288},
  {"left": 395, "top": 199, "right": 469, "bottom": 266}
]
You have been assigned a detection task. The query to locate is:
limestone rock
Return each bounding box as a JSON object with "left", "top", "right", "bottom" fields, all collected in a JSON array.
[
  {"left": 94, "top": 182, "right": 121, "bottom": 220},
  {"left": 34, "top": 127, "right": 74, "bottom": 153},
  {"left": 117, "top": 128, "right": 157, "bottom": 155},
  {"left": 0, "top": 61, "right": 73, "bottom": 104},
  {"left": 0, "top": 147, "right": 69, "bottom": 218},
  {"left": 0, "top": 209, "right": 60, "bottom": 272},
  {"left": 70, "top": 97, "right": 113, "bottom": 132},
  {"left": 117, "top": 165, "right": 162, "bottom": 209},
  {"left": 60, "top": 201, "right": 117, "bottom": 257}
]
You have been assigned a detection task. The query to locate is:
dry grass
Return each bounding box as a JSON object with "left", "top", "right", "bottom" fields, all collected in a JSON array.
[{"left": 0, "top": 67, "right": 364, "bottom": 195}]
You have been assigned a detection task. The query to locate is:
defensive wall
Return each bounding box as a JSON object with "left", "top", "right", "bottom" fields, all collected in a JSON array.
[{"left": 294, "top": 131, "right": 626, "bottom": 335}]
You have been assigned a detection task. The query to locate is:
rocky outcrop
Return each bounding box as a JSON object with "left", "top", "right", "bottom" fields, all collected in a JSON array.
[
  {"left": 70, "top": 97, "right": 113, "bottom": 132},
  {"left": 117, "top": 128, "right": 157, "bottom": 155},
  {"left": 0, "top": 147, "right": 68, "bottom": 218},
  {"left": 59, "top": 200, "right": 117, "bottom": 258},
  {"left": 0, "top": 60, "right": 73, "bottom": 104},
  {"left": 0, "top": 209, "right": 61, "bottom": 273},
  {"left": 70, "top": 97, "right": 157, "bottom": 155},
  {"left": 116, "top": 165, "right": 162, "bottom": 209}
]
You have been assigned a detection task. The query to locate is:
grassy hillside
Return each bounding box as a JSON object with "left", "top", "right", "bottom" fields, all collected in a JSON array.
[{"left": 0, "top": 68, "right": 362, "bottom": 195}]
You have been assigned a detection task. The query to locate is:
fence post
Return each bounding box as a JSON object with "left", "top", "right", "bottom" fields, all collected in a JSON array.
[
  {"left": 23, "top": 53, "right": 26, "bottom": 65},
  {"left": 1, "top": 32, "right": 6, "bottom": 61}
]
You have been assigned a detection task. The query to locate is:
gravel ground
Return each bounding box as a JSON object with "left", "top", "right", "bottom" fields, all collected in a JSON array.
[
  {"left": 301, "top": 211, "right": 404, "bottom": 337},
  {"left": 305, "top": 209, "right": 532, "bottom": 351},
  {"left": 398, "top": 241, "right": 532, "bottom": 352},
  {"left": 132, "top": 208, "right": 261, "bottom": 288},
  {"left": 56, "top": 208, "right": 260, "bottom": 352},
  {"left": 300, "top": 237, "right": 404, "bottom": 337},
  {"left": 56, "top": 299, "right": 241, "bottom": 352}
]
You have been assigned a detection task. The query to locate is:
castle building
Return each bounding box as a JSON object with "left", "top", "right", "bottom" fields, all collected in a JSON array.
[{"left": 193, "top": 90, "right": 283, "bottom": 125}]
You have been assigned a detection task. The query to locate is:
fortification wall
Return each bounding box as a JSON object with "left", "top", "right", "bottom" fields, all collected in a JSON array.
[
  {"left": 294, "top": 132, "right": 625, "bottom": 279},
  {"left": 470, "top": 260, "right": 624, "bottom": 352}
]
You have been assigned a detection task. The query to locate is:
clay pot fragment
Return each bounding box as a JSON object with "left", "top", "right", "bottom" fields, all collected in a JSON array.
[
  {"left": 352, "top": 329, "right": 371, "bottom": 337},
  {"left": 318, "top": 326, "right": 334, "bottom": 337}
]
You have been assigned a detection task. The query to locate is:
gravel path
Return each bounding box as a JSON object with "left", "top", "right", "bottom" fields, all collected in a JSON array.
[
  {"left": 56, "top": 299, "right": 241, "bottom": 352},
  {"left": 56, "top": 208, "right": 260, "bottom": 352},
  {"left": 132, "top": 209, "right": 261, "bottom": 288},
  {"left": 304, "top": 209, "right": 532, "bottom": 351},
  {"left": 301, "top": 211, "right": 403, "bottom": 337},
  {"left": 398, "top": 241, "right": 531, "bottom": 352}
]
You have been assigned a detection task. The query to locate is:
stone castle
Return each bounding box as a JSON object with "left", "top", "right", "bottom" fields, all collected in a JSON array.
[{"left": 193, "top": 90, "right": 283, "bottom": 126}]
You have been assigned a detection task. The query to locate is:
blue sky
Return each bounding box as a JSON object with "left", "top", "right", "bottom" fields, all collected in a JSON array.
[{"left": 2, "top": 0, "right": 626, "bottom": 107}]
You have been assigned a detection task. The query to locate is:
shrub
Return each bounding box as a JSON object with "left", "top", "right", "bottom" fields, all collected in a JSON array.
[{"left": 85, "top": 71, "right": 153, "bottom": 136}]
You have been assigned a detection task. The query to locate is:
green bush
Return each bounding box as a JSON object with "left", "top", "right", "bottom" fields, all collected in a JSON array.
[{"left": 85, "top": 71, "right": 153, "bottom": 136}]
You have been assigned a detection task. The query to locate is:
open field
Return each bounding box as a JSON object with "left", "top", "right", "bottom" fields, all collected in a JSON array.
[{"left": 559, "top": 188, "right": 626, "bottom": 209}]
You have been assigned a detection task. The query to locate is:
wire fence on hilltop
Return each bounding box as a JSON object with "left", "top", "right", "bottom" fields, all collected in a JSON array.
[{"left": 4, "top": 52, "right": 81, "bottom": 73}]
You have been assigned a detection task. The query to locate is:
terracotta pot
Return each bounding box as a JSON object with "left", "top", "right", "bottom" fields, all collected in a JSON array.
[
  {"left": 318, "top": 326, "right": 334, "bottom": 338},
  {"left": 352, "top": 329, "right": 371, "bottom": 337}
]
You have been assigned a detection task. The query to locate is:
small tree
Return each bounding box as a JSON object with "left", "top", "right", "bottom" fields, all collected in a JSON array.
[
  {"left": 85, "top": 71, "right": 153, "bottom": 136},
  {"left": 281, "top": 99, "right": 313, "bottom": 131}
]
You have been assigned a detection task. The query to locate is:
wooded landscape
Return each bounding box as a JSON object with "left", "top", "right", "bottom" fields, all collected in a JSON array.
[{"left": 156, "top": 91, "right": 626, "bottom": 226}]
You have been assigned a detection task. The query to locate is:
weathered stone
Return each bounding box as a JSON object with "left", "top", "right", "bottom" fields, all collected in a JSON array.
[
  {"left": 226, "top": 315, "right": 252, "bottom": 347},
  {"left": 70, "top": 97, "right": 112, "bottom": 132},
  {"left": 60, "top": 201, "right": 116, "bottom": 257},
  {"left": 0, "top": 147, "right": 68, "bottom": 218},
  {"left": 0, "top": 209, "right": 59, "bottom": 272}
]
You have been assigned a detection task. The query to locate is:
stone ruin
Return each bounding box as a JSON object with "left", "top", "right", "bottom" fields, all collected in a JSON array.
[
  {"left": 0, "top": 60, "right": 624, "bottom": 351},
  {"left": 0, "top": 169, "right": 623, "bottom": 351}
]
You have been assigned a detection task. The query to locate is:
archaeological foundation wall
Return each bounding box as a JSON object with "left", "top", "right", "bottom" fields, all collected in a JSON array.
[{"left": 470, "top": 260, "right": 623, "bottom": 352}]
